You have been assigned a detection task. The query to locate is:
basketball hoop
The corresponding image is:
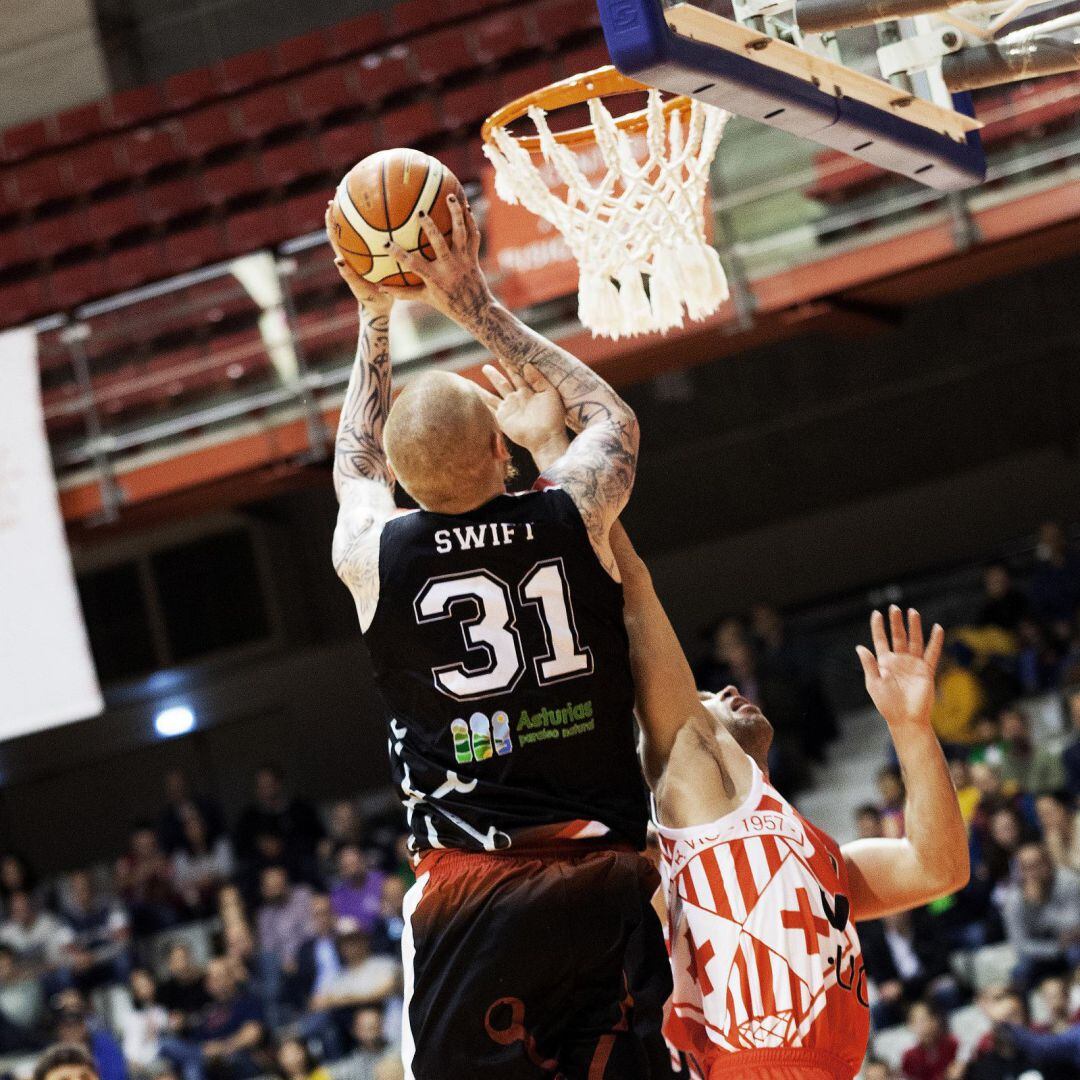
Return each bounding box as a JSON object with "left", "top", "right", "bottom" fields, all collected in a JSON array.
[{"left": 481, "top": 66, "right": 730, "bottom": 340}]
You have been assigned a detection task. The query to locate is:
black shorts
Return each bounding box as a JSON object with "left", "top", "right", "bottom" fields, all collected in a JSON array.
[{"left": 401, "top": 844, "right": 677, "bottom": 1079}]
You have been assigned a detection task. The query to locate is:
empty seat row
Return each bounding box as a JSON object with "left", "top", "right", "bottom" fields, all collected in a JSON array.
[{"left": 0, "top": 0, "right": 593, "bottom": 167}]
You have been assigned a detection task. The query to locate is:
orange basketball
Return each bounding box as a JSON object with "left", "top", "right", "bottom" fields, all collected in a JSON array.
[{"left": 329, "top": 148, "right": 465, "bottom": 287}]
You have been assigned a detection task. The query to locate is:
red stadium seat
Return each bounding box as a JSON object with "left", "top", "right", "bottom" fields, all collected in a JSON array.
[
  {"left": 12, "top": 154, "right": 68, "bottom": 208},
  {"left": 224, "top": 203, "right": 285, "bottom": 255},
  {"left": 0, "top": 117, "right": 48, "bottom": 163},
  {"left": 66, "top": 137, "right": 127, "bottom": 194},
  {"left": 533, "top": 0, "right": 603, "bottom": 41},
  {"left": 104, "top": 85, "right": 166, "bottom": 130},
  {"left": 380, "top": 99, "right": 440, "bottom": 145},
  {"left": 274, "top": 30, "right": 330, "bottom": 77},
  {"left": 441, "top": 82, "right": 492, "bottom": 132},
  {"left": 235, "top": 85, "right": 296, "bottom": 138},
  {"left": 388, "top": 0, "right": 442, "bottom": 37},
  {"left": 472, "top": 10, "right": 535, "bottom": 64},
  {"left": 318, "top": 119, "right": 376, "bottom": 170},
  {"left": 411, "top": 28, "right": 476, "bottom": 83},
  {"left": 86, "top": 192, "right": 145, "bottom": 242},
  {"left": 282, "top": 190, "right": 329, "bottom": 236},
  {"left": 0, "top": 175, "right": 18, "bottom": 218},
  {"left": 557, "top": 40, "right": 611, "bottom": 77},
  {"left": 324, "top": 12, "right": 385, "bottom": 60},
  {"left": 123, "top": 123, "right": 186, "bottom": 174},
  {"left": 0, "top": 277, "right": 50, "bottom": 327},
  {"left": 0, "top": 226, "right": 32, "bottom": 271},
  {"left": 180, "top": 104, "right": 240, "bottom": 156},
  {"left": 164, "top": 66, "right": 218, "bottom": 110},
  {"left": 355, "top": 47, "right": 413, "bottom": 104},
  {"left": 260, "top": 139, "right": 323, "bottom": 185},
  {"left": 106, "top": 240, "right": 164, "bottom": 292},
  {"left": 164, "top": 222, "right": 228, "bottom": 273},
  {"left": 52, "top": 103, "right": 106, "bottom": 147},
  {"left": 216, "top": 48, "right": 275, "bottom": 94},
  {"left": 202, "top": 156, "right": 265, "bottom": 205},
  {"left": 49, "top": 258, "right": 105, "bottom": 309},
  {"left": 144, "top": 175, "right": 204, "bottom": 223},
  {"left": 290, "top": 64, "right": 359, "bottom": 121},
  {"left": 497, "top": 59, "right": 557, "bottom": 105},
  {"left": 30, "top": 212, "right": 81, "bottom": 259}
]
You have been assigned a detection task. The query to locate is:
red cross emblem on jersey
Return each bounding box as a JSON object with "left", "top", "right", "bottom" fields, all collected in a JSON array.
[{"left": 780, "top": 887, "right": 831, "bottom": 955}]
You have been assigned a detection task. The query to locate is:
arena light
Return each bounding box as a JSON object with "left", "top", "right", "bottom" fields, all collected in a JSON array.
[{"left": 154, "top": 705, "right": 195, "bottom": 738}]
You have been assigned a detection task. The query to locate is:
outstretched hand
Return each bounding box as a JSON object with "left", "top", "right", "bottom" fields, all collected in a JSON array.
[
  {"left": 325, "top": 204, "right": 393, "bottom": 316},
  {"left": 381, "top": 194, "right": 494, "bottom": 324},
  {"left": 856, "top": 606, "right": 944, "bottom": 730},
  {"left": 477, "top": 361, "right": 567, "bottom": 460}
]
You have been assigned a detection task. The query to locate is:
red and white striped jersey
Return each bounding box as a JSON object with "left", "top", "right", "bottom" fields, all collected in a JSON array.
[{"left": 655, "top": 761, "right": 870, "bottom": 1080}]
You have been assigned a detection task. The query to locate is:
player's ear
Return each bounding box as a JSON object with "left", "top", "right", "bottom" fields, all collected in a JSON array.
[{"left": 492, "top": 431, "right": 511, "bottom": 462}]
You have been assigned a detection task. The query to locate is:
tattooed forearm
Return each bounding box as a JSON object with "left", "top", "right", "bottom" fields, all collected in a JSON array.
[{"left": 333, "top": 308, "right": 394, "bottom": 501}]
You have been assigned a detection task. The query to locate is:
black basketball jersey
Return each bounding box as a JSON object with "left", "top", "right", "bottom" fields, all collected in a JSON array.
[{"left": 363, "top": 486, "right": 648, "bottom": 853}]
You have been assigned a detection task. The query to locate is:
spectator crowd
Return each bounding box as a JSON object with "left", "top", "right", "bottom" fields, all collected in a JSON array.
[
  {"left": 0, "top": 763, "right": 410, "bottom": 1080},
  {"left": 851, "top": 522, "right": 1080, "bottom": 1080}
]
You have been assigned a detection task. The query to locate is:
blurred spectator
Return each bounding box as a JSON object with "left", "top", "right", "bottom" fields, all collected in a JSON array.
[
  {"left": 172, "top": 808, "right": 234, "bottom": 919},
  {"left": 1062, "top": 685, "right": 1080, "bottom": 800},
  {"left": 157, "top": 944, "right": 209, "bottom": 1024},
  {"left": 979, "top": 563, "right": 1029, "bottom": 634},
  {"left": 948, "top": 758, "right": 980, "bottom": 826},
  {"left": 33, "top": 1042, "right": 100, "bottom": 1080},
  {"left": 273, "top": 1037, "right": 331, "bottom": 1080},
  {"left": 0, "top": 891, "right": 72, "bottom": 979},
  {"left": 369, "top": 880, "right": 404, "bottom": 960},
  {"left": 987, "top": 708, "right": 1035, "bottom": 793},
  {"left": 1016, "top": 617, "right": 1061, "bottom": 694},
  {"left": 59, "top": 871, "right": 132, "bottom": 992},
  {"left": 120, "top": 969, "right": 169, "bottom": 1074},
  {"left": 318, "top": 804, "right": 364, "bottom": 881},
  {"left": 388, "top": 838, "right": 413, "bottom": 892},
  {"left": 1001, "top": 842, "right": 1080, "bottom": 989},
  {"left": 115, "top": 827, "right": 183, "bottom": 937},
  {"left": 329, "top": 848, "right": 384, "bottom": 938},
  {"left": 876, "top": 766, "right": 905, "bottom": 839},
  {"left": 857, "top": 909, "right": 960, "bottom": 1029},
  {"left": 0, "top": 854, "right": 41, "bottom": 905},
  {"left": 930, "top": 641, "right": 985, "bottom": 746},
  {"left": 1033, "top": 973, "right": 1080, "bottom": 1032},
  {"left": 54, "top": 998, "right": 128, "bottom": 1080},
  {"left": 330, "top": 1008, "right": 387, "bottom": 1080},
  {"left": 1035, "top": 791, "right": 1080, "bottom": 873},
  {"left": 978, "top": 807, "right": 1035, "bottom": 891},
  {"left": 292, "top": 896, "right": 341, "bottom": 1007},
  {"left": 159, "top": 958, "right": 264, "bottom": 1080},
  {"left": 750, "top": 602, "right": 838, "bottom": 757},
  {"left": 855, "top": 804, "right": 884, "bottom": 840},
  {"left": 234, "top": 768, "right": 324, "bottom": 884},
  {"left": 255, "top": 867, "right": 314, "bottom": 972},
  {"left": 308, "top": 928, "right": 399, "bottom": 1016},
  {"left": 0, "top": 942, "right": 45, "bottom": 1036},
  {"left": 158, "top": 774, "right": 225, "bottom": 858},
  {"left": 862, "top": 1062, "right": 897, "bottom": 1080},
  {"left": 1030, "top": 522, "right": 1080, "bottom": 641},
  {"left": 984, "top": 982, "right": 1080, "bottom": 1075},
  {"left": 900, "top": 1000, "right": 958, "bottom": 1080},
  {"left": 967, "top": 988, "right": 1030, "bottom": 1080}
]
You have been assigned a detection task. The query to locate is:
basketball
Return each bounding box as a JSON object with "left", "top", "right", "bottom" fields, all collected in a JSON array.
[{"left": 329, "top": 148, "right": 465, "bottom": 287}]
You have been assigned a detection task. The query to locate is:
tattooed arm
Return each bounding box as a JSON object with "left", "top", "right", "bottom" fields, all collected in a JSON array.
[
  {"left": 326, "top": 210, "right": 400, "bottom": 630},
  {"left": 385, "top": 197, "right": 638, "bottom": 575}
]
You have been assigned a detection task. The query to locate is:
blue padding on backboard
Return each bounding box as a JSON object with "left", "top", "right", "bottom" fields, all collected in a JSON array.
[{"left": 598, "top": 0, "right": 985, "bottom": 189}]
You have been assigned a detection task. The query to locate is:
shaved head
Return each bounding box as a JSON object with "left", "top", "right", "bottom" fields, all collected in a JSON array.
[{"left": 384, "top": 371, "right": 511, "bottom": 512}]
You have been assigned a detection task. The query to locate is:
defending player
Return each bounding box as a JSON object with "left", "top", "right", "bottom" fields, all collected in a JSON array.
[
  {"left": 480, "top": 360, "right": 968, "bottom": 1079},
  {"left": 325, "top": 196, "right": 672, "bottom": 1079}
]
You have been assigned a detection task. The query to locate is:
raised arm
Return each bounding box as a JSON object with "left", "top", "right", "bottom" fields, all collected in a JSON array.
[
  {"left": 326, "top": 208, "right": 400, "bottom": 628},
  {"left": 842, "top": 608, "right": 970, "bottom": 921},
  {"left": 384, "top": 196, "right": 638, "bottom": 573}
]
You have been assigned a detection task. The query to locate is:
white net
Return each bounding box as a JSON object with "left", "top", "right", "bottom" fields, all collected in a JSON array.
[{"left": 483, "top": 87, "right": 730, "bottom": 339}]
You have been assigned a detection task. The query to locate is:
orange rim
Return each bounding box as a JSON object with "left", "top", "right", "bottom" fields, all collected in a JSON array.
[{"left": 481, "top": 64, "right": 694, "bottom": 152}]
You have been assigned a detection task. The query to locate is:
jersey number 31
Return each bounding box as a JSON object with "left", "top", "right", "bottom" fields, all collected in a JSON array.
[{"left": 413, "top": 558, "right": 593, "bottom": 701}]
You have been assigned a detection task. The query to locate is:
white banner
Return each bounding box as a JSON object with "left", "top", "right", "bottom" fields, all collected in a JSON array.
[{"left": 0, "top": 327, "right": 103, "bottom": 738}]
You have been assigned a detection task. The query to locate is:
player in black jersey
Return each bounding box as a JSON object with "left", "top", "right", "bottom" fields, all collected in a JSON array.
[{"left": 324, "top": 197, "right": 674, "bottom": 1078}]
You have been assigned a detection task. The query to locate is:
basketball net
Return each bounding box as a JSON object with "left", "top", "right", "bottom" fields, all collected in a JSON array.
[{"left": 483, "top": 86, "right": 730, "bottom": 339}]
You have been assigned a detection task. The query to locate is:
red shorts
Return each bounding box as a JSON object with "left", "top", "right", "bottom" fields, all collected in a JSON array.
[{"left": 707, "top": 1048, "right": 854, "bottom": 1080}]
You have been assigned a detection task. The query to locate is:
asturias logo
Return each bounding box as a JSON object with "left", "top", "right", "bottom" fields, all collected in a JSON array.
[{"left": 450, "top": 699, "right": 597, "bottom": 761}]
